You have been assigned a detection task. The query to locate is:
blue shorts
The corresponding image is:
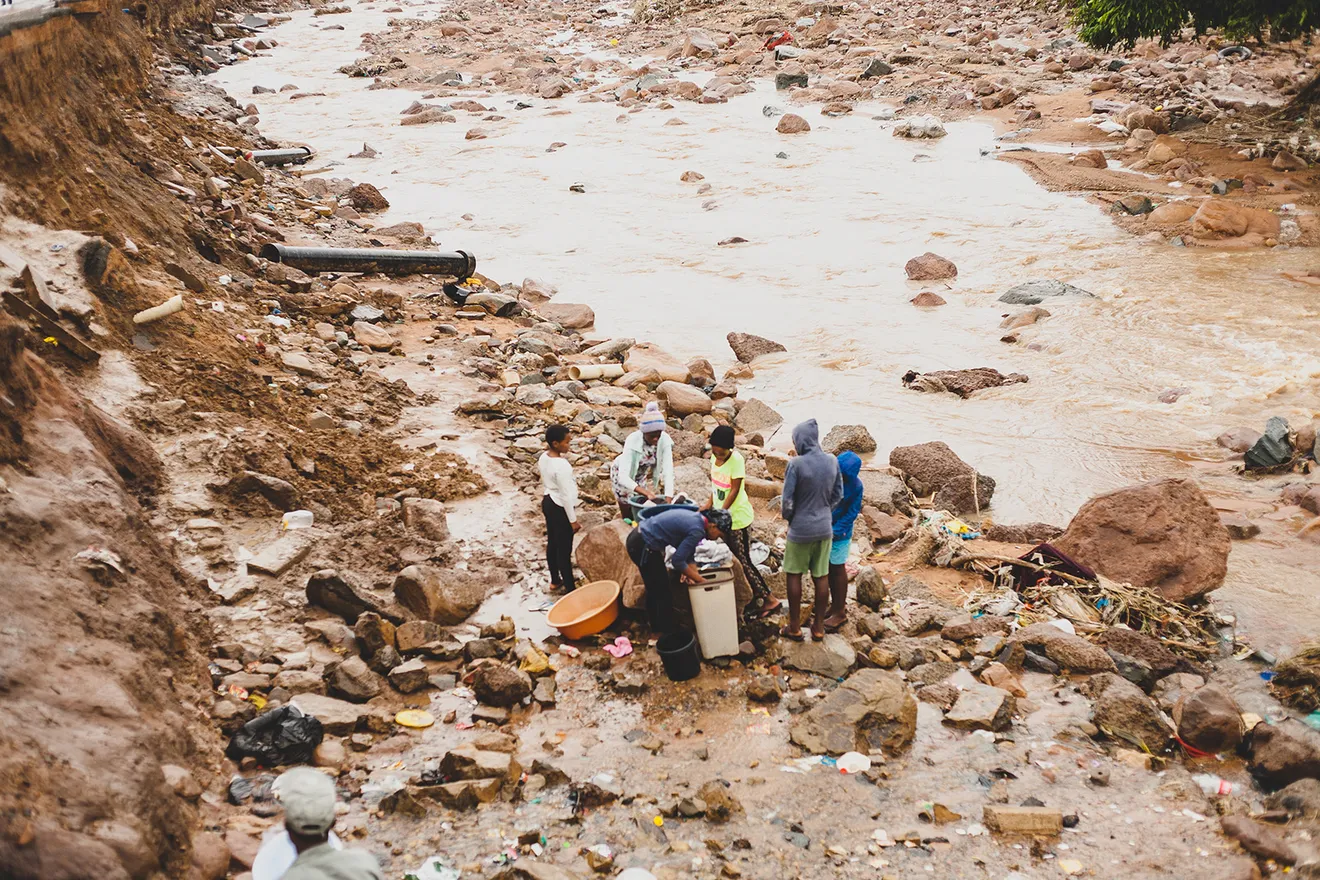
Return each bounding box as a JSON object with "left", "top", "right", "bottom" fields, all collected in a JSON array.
[{"left": 829, "top": 538, "right": 851, "bottom": 566}]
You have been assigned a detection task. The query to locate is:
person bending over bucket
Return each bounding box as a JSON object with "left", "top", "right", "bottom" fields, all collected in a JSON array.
[
  {"left": 610, "top": 401, "right": 674, "bottom": 521},
  {"left": 778, "top": 419, "right": 843, "bottom": 642},
  {"left": 627, "top": 507, "right": 732, "bottom": 634}
]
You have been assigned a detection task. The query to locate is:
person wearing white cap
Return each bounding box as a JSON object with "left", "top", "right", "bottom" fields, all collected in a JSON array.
[
  {"left": 267, "top": 767, "right": 382, "bottom": 880},
  {"left": 609, "top": 401, "right": 674, "bottom": 521}
]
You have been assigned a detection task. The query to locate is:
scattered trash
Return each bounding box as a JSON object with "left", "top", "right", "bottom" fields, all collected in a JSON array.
[
  {"left": 225, "top": 705, "right": 323, "bottom": 767},
  {"left": 557, "top": 644, "right": 581, "bottom": 658},
  {"left": 73, "top": 547, "right": 125, "bottom": 579},
  {"left": 519, "top": 645, "right": 550, "bottom": 673},
  {"left": 603, "top": 636, "right": 633, "bottom": 658},
  {"left": 1192, "top": 773, "right": 1234, "bottom": 796},
  {"left": 836, "top": 752, "right": 871, "bottom": 774},
  {"left": 281, "top": 510, "right": 314, "bottom": 530},
  {"left": 919, "top": 802, "right": 963, "bottom": 824},
  {"left": 1059, "top": 859, "right": 1084, "bottom": 876},
  {"left": 405, "top": 857, "right": 461, "bottom": 880},
  {"left": 132, "top": 294, "right": 185, "bottom": 325},
  {"left": 227, "top": 773, "right": 276, "bottom": 805},
  {"left": 1269, "top": 641, "right": 1320, "bottom": 711},
  {"left": 395, "top": 709, "right": 435, "bottom": 729}
]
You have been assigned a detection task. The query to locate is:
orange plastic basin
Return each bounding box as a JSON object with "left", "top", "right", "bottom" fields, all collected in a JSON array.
[{"left": 546, "top": 580, "right": 621, "bottom": 640}]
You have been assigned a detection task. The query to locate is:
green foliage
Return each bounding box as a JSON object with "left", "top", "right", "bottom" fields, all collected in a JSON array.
[{"left": 1073, "top": 0, "right": 1320, "bottom": 48}]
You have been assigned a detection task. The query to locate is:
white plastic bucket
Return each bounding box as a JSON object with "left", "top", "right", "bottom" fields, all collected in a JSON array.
[{"left": 687, "top": 567, "right": 740, "bottom": 659}]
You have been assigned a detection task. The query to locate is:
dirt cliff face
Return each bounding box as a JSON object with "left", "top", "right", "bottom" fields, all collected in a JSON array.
[
  {"left": 0, "top": 2, "right": 229, "bottom": 875},
  {"left": 0, "top": 0, "right": 219, "bottom": 248},
  {"left": 0, "top": 318, "right": 222, "bottom": 879}
]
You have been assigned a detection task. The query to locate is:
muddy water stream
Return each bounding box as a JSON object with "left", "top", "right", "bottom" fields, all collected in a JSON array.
[{"left": 212, "top": 3, "right": 1320, "bottom": 649}]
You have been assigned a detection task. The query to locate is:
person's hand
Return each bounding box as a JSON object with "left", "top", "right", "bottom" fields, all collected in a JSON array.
[
  {"left": 640, "top": 486, "right": 657, "bottom": 500},
  {"left": 680, "top": 572, "right": 701, "bottom": 585},
  {"left": 699, "top": 499, "right": 713, "bottom": 511},
  {"left": 571, "top": 521, "right": 582, "bottom": 533}
]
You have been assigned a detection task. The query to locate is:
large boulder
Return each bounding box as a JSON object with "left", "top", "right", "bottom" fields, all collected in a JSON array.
[
  {"left": 904, "top": 252, "right": 957, "bottom": 280},
  {"left": 944, "top": 683, "right": 1016, "bottom": 731},
  {"left": 537, "top": 302, "right": 595, "bottom": 329},
  {"left": 779, "top": 633, "right": 856, "bottom": 678},
  {"left": 726, "top": 332, "right": 786, "bottom": 363},
  {"left": 392, "top": 565, "right": 489, "bottom": 624},
  {"left": 822, "top": 424, "right": 877, "bottom": 455},
  {"left": 624, "top": 342, "right": 689, "bottom": 382},
  {"left": 1084, "top": 672, "right": 1173, "bottom": 752},
  {"left": 789, "top": 669, "right": 917, "bottom": 755},
  {"left": 1095, "top": 628, "right": 1187, "bottom": 691},
  {"left": 402, "top": 497, "right": 450, "bottom": 542},
  {"left": 734, "top": 398, "right": 783, "bottom": 435},
  {"left": 325, "top": 655, "right": 381, "bottom": 703},
  {"left": 575, "top": 521, "right": 643, "bottom": 606},
  {"left": 859, "top": 469, "right": 914, "bottom": 516},
  {"left": 472, "top": 664, "right": 533, "bottom": 708},
  {"left": 1191, "top": 198, "right": 1281, "bottom": 241},
  {"left": 1051, "top": 478, "right": 1229, "bottom": 603},
  {"left": 1247, "top": 719, "right": 1320, "bottom": 790},
  {"left": 656, "top": 380, "right": 713, "bottom": 417},
  {"left": 1174, "top": 683, "right": 1244, "bottom": 754},
  {"left": 888, "top": 441, "right": 994, "bottom": 515},
  {"left": 1011, "top": 623, "right": 1116, "bottom": 674},
  {"left": 306, "top": 569, "right": 392, "bottom": 623}
]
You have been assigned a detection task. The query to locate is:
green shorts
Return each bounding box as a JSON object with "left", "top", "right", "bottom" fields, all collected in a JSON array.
[{"left": 783, "top": 538, "right": 831, "bottom": 577}]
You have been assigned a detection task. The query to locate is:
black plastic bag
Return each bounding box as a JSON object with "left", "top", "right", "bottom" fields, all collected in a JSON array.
[
  {"left": 225, "top": 704, "right": 323, "bottom": 767},
  {"left": 228, "top": 773, "right": 276, "bottom": 805}
]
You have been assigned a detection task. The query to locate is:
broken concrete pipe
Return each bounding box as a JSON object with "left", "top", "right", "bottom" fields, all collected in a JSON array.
[
  {"left": 259, "top": 243, "right": 477, "bottom": 278},
  {"left": 568, "top": 364, "right": 626, "bottom": 381},
  {"left": 132, "top": 294, "right": 184, "bottom": 324},
  {"left": 246, "top": 147, "right": 313, "bottom": 166}
]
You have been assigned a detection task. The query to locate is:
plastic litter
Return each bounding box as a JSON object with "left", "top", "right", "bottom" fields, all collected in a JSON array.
[
  {"left": 836, "top": 752, "right": 871, "bottom": 774},
  {"left": 618, "top": 870, "right": 658, "bottom": 880},
  {"left": 228, "top": 773, "right": 276, "bottom": 805},
  {"left": 405, "top": 857, "right": 461, "bottom": 880},
  {"left": 1192, "top": 773, "right": 1234, "bottom": 796},
  {"left": 1045, "top": 617, "right": 1077, "bottom": 635},
  {"left": 281, "top": 510, "right": 314, "bottom": 530},
  {"left": 395, "top": 709, "right": 435, "bottom": 729},
  {"left": 557, "top": 644, "right": 581, "bottom": 658},
  {"left": 603, "top": 636, "right": 633, "bottom": 658},
  {"left": 225, "top": 705, "right": 323, "bottom": 767},
  {"left": 519, "top": 646, "right": 551, "bottom": 673}
]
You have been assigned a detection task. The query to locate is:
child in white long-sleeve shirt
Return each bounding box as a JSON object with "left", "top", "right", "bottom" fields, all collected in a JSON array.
[{"left": 538, "top": 424, "right": 579, "bottom": 591}]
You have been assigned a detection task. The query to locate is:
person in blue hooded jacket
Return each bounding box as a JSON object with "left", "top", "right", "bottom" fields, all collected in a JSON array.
[
  {"left": 823, "top": 451, "right": 864, "bottom": 632},
  {"left": 778, "top": 420, "right": 843, "bottom": 641}
]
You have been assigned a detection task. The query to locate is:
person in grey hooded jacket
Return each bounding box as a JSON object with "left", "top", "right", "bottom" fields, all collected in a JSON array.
[{"left": 778, "top": 419, "right": 843, "bottom": 641}]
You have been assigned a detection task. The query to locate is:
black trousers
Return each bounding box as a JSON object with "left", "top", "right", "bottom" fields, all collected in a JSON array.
[
  {"left": 542, "top": 495, "right": 575, "bottom": 588},
  {"left": 626, "top": 528, "right": 677, "bottom": 634}
]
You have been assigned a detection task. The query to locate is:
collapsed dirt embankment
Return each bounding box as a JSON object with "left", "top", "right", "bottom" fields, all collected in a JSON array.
[
  {"left": 0, "top": 318, "right": 224, "bottom": 880},
  {"left": 0, "top": 6, "right": 242, "bottom": 879}
]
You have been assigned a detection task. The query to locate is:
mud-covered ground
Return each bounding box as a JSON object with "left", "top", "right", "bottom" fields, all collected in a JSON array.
[{"left": 3, "top": 0, "right": 1320, "bottom": 878}]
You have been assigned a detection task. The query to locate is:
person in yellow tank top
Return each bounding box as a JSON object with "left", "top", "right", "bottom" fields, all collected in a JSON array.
[{"left": 703, "top": 425, "right": 781, "bottom": 620}]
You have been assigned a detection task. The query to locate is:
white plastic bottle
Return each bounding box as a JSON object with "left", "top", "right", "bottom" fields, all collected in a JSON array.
[{"left": 1193, "top": 773, "right": 1233, "bottom": 796}]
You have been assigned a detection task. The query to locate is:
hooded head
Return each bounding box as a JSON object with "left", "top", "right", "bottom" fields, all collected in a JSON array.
[
  {"left": 791, "top": 419, "right": 820, "bottom": 455},
  {"left": 837, "top": 450, "right": 862, "bottom": 482}
]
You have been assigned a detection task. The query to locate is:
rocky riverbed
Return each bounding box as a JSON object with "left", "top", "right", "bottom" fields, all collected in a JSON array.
[{"left": 3, "top": 0, "right": 1320, "bottom": 877}]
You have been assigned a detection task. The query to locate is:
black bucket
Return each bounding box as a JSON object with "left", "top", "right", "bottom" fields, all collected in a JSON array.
[{"left": 656, "top": 629, "right": 702, "bottom": 682}]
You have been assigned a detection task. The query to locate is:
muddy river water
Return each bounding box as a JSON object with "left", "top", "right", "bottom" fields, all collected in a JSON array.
[{"left": 211, "top": 2, "right": 1320, "bottom": 650}]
